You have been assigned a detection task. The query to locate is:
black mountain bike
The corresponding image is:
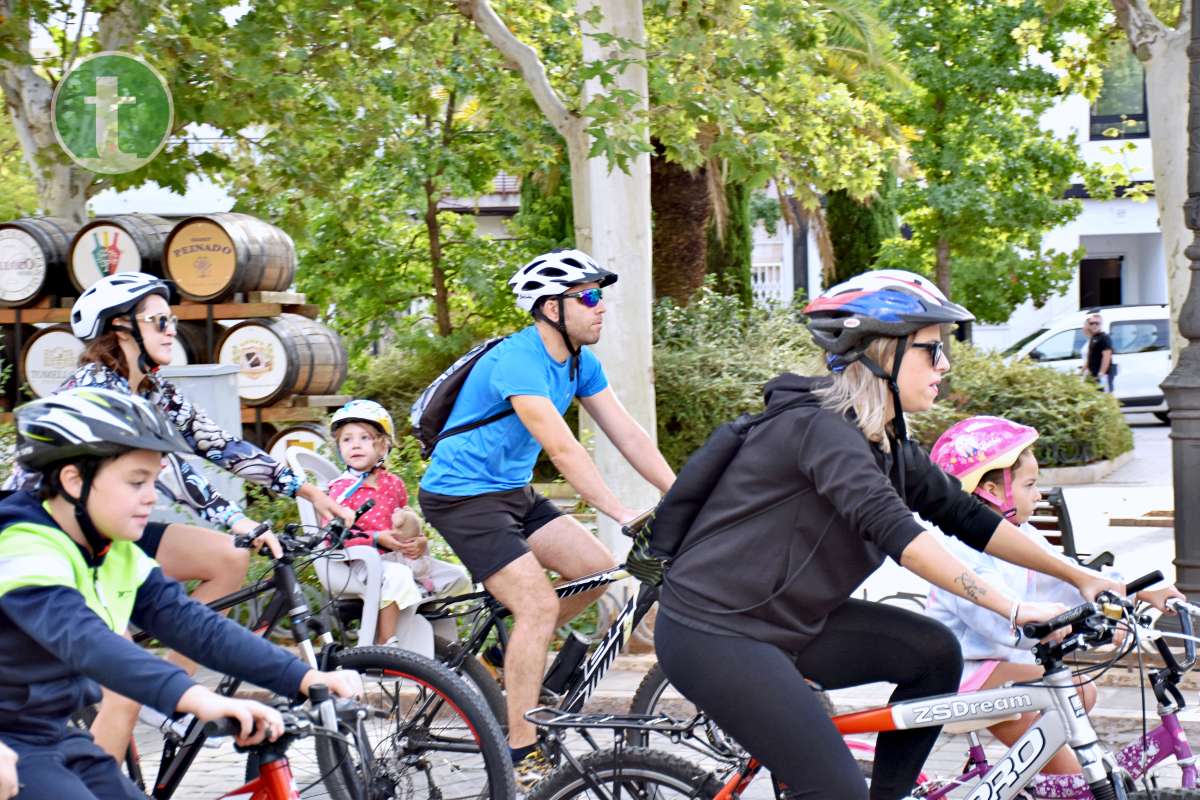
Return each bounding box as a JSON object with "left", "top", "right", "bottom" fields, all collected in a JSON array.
[{"left": 76, "top": 504, "right": 513, "bottom": 800}]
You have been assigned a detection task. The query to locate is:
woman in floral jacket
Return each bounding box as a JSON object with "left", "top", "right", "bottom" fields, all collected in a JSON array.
[{"left": 3, "top": 273, "right": 353, "bottom": 757}]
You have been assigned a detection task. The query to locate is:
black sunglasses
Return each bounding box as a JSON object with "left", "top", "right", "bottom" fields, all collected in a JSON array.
[
  {"left": 910, "top": 340, "right": 945, "bottom": 367},
  {"left": 563, "top": 287, "right": 604, "bottom": 308}
]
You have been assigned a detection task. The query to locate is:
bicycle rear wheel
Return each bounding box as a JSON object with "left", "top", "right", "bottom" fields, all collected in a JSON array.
[
  {"left": 319, "top": 646, "right": 514, "bottom": 800},
  {"left": 528, "top": 748, "right": 723, "bottom": 800}
]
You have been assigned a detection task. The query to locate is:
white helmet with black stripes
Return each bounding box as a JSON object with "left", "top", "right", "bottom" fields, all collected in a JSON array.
[{"left": 508, "top": 249, "right": 617, "bottom": 312}]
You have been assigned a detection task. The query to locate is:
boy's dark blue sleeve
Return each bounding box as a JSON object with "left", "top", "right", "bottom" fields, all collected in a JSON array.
[
  {"left": 0, "top": 586, "right": 196, "bottom": 716},
  {"left": 131, "top": 569, "right": 310, "bottom": 698}
]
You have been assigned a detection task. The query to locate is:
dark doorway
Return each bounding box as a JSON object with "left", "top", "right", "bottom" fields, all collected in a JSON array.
[{"left": 1079, "top": 257, "right": 1122, "bottom": 308}]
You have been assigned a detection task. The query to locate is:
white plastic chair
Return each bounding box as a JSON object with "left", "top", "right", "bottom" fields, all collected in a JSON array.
[{"left": 286, "top": 447, "right": 436, "bottom": 655}]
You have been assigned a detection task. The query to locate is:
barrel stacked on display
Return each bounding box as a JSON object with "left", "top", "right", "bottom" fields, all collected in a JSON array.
[
  {"left": 216, "top": 314, "right": 347, "bottom": 407},
  {"left": 165, "top": 213, "right": 297, "bottom": 302},
  {"left": 0, "top": 213, "right": 347, "bottom": 430},
  {"left": 0, "top": 217, "right": 80, "bottom": 307},
  {"left": 68, "top": 213, "right": 175, "bottom": 292}
]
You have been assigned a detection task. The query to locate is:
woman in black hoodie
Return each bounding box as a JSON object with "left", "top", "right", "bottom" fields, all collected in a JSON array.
[{"left": 655, "top": 270, "right": 1123, "bottom": 800}]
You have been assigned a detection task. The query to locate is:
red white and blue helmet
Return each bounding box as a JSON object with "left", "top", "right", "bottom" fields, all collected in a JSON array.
[{"left": 804, "top": 270, "right": 974, "bottom": 368}]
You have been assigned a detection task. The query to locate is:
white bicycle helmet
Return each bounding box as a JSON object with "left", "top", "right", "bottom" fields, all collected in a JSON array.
[
  {"left": 71, "top": 272, "right": 171, "bottom": 341},
  {"left": 508, "top": 249, "right": 617, "bottom": 312}
]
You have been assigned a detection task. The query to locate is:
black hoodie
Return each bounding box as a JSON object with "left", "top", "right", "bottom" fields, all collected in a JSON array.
[{"left": 660, "top": 373, "right": 1003, "bottom": 654}]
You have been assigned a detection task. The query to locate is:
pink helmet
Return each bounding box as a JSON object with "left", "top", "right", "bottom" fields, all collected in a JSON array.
[{"left": 931, "top": 416, "right": 1039, "bottom": 519}]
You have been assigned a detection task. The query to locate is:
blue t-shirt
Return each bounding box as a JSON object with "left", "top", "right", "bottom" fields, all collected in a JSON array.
[{"left": 419, "top": 325, "right": 609, "bottom": 496}]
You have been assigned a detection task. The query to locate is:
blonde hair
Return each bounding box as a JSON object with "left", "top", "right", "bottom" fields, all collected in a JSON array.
[{"left": 815, "top": 336, "right": 901, "bottom": 453}]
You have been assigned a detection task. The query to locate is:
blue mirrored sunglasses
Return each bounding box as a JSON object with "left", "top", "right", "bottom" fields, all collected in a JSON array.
[{"left": 564, "top": 287, "right": 604, "bottom": 308}]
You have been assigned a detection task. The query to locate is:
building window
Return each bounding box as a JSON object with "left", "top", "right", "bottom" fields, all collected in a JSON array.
[{"left": 1090, "top": 45, "right": 1149, "bottom": 140}]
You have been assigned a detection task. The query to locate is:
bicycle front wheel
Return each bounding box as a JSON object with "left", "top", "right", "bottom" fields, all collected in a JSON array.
[
  {"left": 319, "top": 645, "right": 514, "bottom": 800},
  {"left": 528, "top": 748, "right": 723, "bottom": 800}
]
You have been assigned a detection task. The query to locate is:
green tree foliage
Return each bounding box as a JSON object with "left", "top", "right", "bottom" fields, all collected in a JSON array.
[
  {"left": 0, "top": 111, "right": 37, "bottom": 220},
  {"left": 824, "top": 169, "right": 899, "bottom": 284},
  {"left": 511, "top": 159, "right": 575, "bottom": 253},
  {"left": 653, "top": 289, "right": 824, "bottom": 469},
  {"left": 874, "top": 0, "right": 1123, "bottom": 323},
  {"left": 152, "top": 2, "right": 543, "bottom": 350},
  {"left": 705, "top": 181, "right": 752, "bottom": 306}
]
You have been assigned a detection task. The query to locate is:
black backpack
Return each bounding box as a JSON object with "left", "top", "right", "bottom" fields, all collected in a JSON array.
[
  {"left": 410, "top": 336, "right": 513, "bottom": 459},
  {"left": 623, "top": 397, "right": 808, "bottom": 586}
]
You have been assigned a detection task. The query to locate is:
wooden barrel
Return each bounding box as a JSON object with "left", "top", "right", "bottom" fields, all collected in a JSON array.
[
  {"left": 21, "top": 325, "right": 84, "bottom": 398},
  {"left": 0, "top": 324, "right": 35, "bottom": 409},
  {"left": 215, "top": 314, "right": 346, "bottom": 406},
  {"left": 164, "top": 213, "right": 296, "bottom": 302},
  {"left": 68, "top": 213, "right": 174, "bottom": 292},
  {"left": 169, "top": 320, "right": 212, "bottom": 365},
  {"left": 241, "top": 422, "right": 277, "bottom": 450},
  {"left": 267, "top": 423, "right": 333, "bottom": 465},
  {"left": 0, "top": 217, "right": 80, "bottom": 307}
]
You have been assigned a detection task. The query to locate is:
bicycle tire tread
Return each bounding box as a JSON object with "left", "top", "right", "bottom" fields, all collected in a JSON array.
[{"left": 528, "top": 747, "right": 723, "bottom": 800}]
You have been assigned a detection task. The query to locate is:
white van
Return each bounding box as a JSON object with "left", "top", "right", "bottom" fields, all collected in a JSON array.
[{"left": 1003, "top": 304, "right": 1171, "bottom": 422}]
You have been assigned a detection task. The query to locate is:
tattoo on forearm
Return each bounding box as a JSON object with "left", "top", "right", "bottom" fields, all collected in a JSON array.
[{"left": 954, "top": 572, "right": 987, "bottom": 603}]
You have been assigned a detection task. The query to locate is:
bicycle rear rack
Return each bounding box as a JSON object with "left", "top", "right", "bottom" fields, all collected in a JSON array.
[{"left": 526, "top": 706, "right": 697, "bottom": 734}]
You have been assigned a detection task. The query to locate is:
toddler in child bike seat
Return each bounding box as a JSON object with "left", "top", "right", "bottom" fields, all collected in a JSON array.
[
  {"left": 320, "top": 400, "right": 469, "bottom": 651},
  {"left": 926, "top": 415, "right": 1183, "bottom": 787}
]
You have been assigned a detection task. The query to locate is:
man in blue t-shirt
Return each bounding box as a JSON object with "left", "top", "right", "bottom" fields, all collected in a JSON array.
[{"left": 419, "top": 249, "right": 675, "bottom": 783}]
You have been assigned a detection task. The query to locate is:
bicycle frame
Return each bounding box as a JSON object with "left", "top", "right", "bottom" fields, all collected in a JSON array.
[
  {"left": 830, "top": 662, "right": 1192, "bottom": 800},
  {"left": 427, "top": 566, "right": 656, "bottom": 713},
  {"left": 217, "top": 753, "right": 300, "bottom": 800},
  {"left": 130, "top": 550, "right": 340, "bottom": 799}
]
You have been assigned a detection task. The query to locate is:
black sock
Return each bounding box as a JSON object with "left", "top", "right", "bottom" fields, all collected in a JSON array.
[{"left": 510, "top": 743, "right": 537, "bottom": 764}]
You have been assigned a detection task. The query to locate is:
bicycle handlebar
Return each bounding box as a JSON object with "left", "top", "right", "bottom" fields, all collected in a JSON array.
[
  {"left": 232, "top": 499, "right": 377, "bottom": 558},
  {"left": 1165, "top": 597, "right": 1198, "bottom": 672},
  {"left": 1125, "top": 570, "right": 1165, "bottom": 596},
  {"left": 1022, "top": 570, "right": 1164, "bottom": 641},
  {"left": 620, "top": 507, "right": 655, "bottom": 539},
  {"left": 201, "top": 694, "right": 371, "bottom": 741}
]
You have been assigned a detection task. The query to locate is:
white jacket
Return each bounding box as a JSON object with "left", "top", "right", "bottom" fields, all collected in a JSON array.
[{"left": 925, "top": 523, "right": 1122, "bottom": 663}]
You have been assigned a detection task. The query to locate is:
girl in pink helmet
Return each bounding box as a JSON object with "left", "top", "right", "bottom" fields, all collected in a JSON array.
[{"left": 928, "top": 416, "right": 1182, "bottom": 787}]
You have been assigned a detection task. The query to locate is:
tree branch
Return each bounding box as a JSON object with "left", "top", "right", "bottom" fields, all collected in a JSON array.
[
  {"left": 65, "top": 1, "right": 89, "bottom": 74},
  {"left": 454, "top": 0, "right": 576, "bottom": 138},
  {"left": 96, "top": 1, "right": 143, "bottom": 52},
  {"left": 1178, "top": 0, "right": 1190, "bottom": 33},
  {"left": 1109, "top": 0, "right": 1167, "bottom": 54}
]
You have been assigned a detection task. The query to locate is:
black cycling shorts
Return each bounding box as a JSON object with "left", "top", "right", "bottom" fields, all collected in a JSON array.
[
  {"left": 417, "top": 486, "right": 563, "bottom": 582},
  {"left": 135, "top": 521, "right": 170, "bottom": 559}
]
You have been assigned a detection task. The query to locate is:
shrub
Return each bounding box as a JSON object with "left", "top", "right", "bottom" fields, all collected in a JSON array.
[
  {"left": 651, "top": 299, "right": 1132, "bottom": 471},
  {"left": 908, "top": 343, "right": 1133, "bottom": 468},
  {"left": 653, "top": 289, "right": 824, "bottom": 470}
]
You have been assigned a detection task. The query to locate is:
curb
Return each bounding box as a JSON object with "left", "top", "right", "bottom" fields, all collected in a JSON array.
[{"left": 1039, "top": 449, "right": 1135, "bottom": 485}]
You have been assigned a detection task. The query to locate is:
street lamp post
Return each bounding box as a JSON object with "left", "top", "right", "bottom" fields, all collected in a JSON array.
[{"left": 1161, "top": 0, "right": 1200, "bottom": 595}]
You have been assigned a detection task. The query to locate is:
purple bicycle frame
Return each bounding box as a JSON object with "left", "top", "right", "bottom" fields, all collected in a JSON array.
[{"left": 855, "top": 711, "right": 1197, "bottom": 799}]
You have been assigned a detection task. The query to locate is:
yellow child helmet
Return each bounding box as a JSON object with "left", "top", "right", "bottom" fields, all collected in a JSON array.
[{"left": 330, "top": 399, "right": 395, "bottom": 441}]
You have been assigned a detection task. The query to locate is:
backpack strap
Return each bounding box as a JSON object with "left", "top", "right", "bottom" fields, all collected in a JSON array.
[{"left": 434, "top": 407, "right": 516, "bottom": 445}]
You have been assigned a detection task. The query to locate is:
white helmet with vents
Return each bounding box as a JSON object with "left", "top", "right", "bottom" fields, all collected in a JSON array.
[
  {"left": 71, "top": 273, "right": 171, "bottom": 341},
  {"left": 508, "top": 249, "right": 617, "bottom": 312}
]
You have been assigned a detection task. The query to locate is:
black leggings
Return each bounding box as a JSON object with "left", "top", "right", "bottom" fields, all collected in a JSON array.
[{"left": 655, "top": 599, "right": 963, "bottom": 800}]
